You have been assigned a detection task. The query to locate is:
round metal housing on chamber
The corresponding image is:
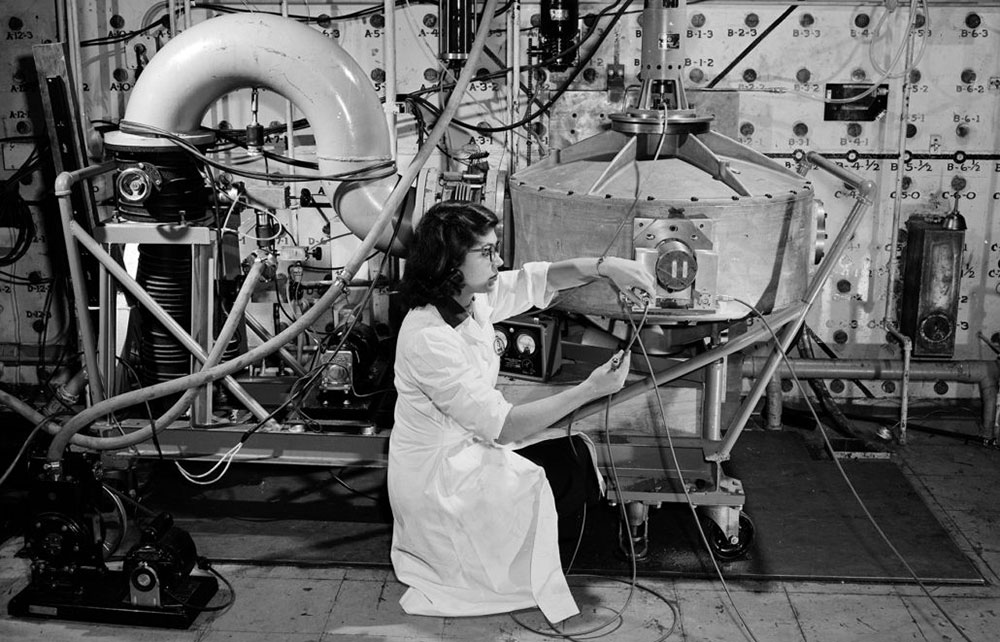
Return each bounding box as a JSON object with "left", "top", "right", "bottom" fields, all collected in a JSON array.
[{"left": 509, "top": 129, "right": 818, "bottom": 324}]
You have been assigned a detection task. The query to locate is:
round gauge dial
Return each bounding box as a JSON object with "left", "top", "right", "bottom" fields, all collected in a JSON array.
[
  {"left": 493, "top": 330, "right": 509, "bottom": 355},
  {"left": 919, "top": 313, "right": 953, "bottom": 343},
  {"left": 515, "top": 333, "right": 537, "bottom": 355}
]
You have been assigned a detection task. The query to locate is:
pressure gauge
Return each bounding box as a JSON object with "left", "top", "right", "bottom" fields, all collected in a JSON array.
[
  {"left": 515, "top": 333, "right": 537, "bottom": 355},
  {"left": 493, "top": 330, "right": 508, "bottom": 355},
  {"left": 919, "top": 313, "right": 953, "bottom": 343}
]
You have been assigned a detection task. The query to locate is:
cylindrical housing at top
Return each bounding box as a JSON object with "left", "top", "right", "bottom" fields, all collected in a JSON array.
[
  {"left": 440, "top": 0, "right": 477, "bottom": 64},
  {"left": 541, "top": 0, "right": 579, "bottom": 70},
  {"left": 641, "top": 0, "right": 686, "bottom": 81}
]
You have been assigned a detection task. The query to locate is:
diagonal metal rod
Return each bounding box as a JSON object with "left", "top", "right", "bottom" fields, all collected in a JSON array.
[
  {"left": 55, "top": 162, "right": 116, "bottom": 403},
  {"left": 552, "top": 303, "right": 806, "bottom": 430},
  {"left": 245, "top": 313, "right": 308, "bottom": 377},
  {"left": 708, "top": 153, "right": 876, "bottom": 462},
  {"left": 68, "top": 221, "right": 275, "bottom": 424}
]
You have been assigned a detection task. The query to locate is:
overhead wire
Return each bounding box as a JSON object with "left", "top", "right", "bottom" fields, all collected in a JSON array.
[
  {"left": 118, "top": 120, "right": 397, "bottom": 183},
  {"left": 0, "top": 410, "right": 55, "bottom": 489},
  {"left": 619, "top": 302, "right": 761, "bottom": 642},
  {"left": 404, "top": 0, "right": 633, "bottom": 134},
  {"left": 729, "top": 297, "right": 974, "bottom": 642},
  {"left": 511, "top": 301, "right": 680, "bottom": 641},
  {"left": 794, "top": 0, "right": 927, "bottom": 105},
  {"left": 172, "top": 174, "right": 408, "bottom": 485}
]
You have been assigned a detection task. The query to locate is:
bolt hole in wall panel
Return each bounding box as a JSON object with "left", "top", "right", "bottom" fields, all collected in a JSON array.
[
  {"left": 0, "top": 0, "right": 71, "bottom": 385},
  {"left": 544, "top": 1, "right": 1000, "bottom": 402},
  {"left": 5, "top": 1, "right": 999, "bottom": 403}
]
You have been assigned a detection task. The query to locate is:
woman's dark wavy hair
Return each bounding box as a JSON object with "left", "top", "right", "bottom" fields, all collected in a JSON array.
[{"left": 400, "top": 200, "right": 499, "bottom": 307}]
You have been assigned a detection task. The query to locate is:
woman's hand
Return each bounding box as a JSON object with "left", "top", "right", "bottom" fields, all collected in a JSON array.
[
  {"left": 598, "top": 257, "right": 657, "bottom": 307},
  {"left": 583, "top": 350, "right": 631, "bottom": 398}
]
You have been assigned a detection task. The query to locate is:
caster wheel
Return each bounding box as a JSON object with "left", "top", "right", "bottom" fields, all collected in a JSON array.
[{"left": 701, "top": 511, "right": 755, "bottom": 561}]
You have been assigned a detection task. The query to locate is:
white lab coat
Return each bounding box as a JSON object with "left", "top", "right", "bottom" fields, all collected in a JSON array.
[{"left": 388, "top": 262, "right": 580, "bottom": 623}]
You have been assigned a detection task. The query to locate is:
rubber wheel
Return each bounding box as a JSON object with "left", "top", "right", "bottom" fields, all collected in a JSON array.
[{"left": 702, "top": 511, "right": 755, "bottom": 561}]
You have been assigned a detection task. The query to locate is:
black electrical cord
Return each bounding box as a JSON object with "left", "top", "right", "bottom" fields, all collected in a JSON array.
[
  {"left": 403, "top": 0, "right": 630, "bottom": 104},
  {"left": 418, "top": 0, "right": 632, "bottom": 135},
  {"left": 731, "top": 296, "right": 974, "bottom": 642},
  {"left": 0, "top": 146, "right": 43, "bottom": 268},
  {"left": 796, "top": 333, "right": 863, "bottom": 440},
  {"left": 80, "top": 16, "right": 169, "bottom": 47},
  {"left": 0, "top": 188, "right": 35, "bottom": 267},
  {"left": 213, "top": 124, "right": 322, "bottom": 171},
  {"left": 190, "top": 0, "right": 437, "bottom": 23},
  {"left": 163, "top": 558, "right": 237, "bottom": 613},
  {"left": 117, "top": 356, "right": 165, "bottom": 461},
  {"left": 803, "top": 324, "right": 876, "bottom": 398},
  {"left": 119, "top": 120, "right": 397, "bottom": 184},
  {"left": 35, "top": 283, "right": 56, "bottom": 383},
  {"left": 622, "top": 305, "right": 762, "bottom": 642},
  {"left": 705, "top": 4, "right": 800, "bottom": 89},
  {"left": 233, "top": 190, "right": 406, "bottom": 446},
  {"left": 0, "top": 409, "right": 58, "bottom": 489}
]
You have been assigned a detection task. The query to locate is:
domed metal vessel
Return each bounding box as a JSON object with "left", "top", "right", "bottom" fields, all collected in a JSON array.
[
  {"left": 510, "top": 0, "right": 818, "bottom": 327},
  {"left": 509, "top": 128, "right": 818, "bottom": 324}
]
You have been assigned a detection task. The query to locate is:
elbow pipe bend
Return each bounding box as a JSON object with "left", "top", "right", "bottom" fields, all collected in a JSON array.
[
  {"left": 103, "top": 13, "right": 401, "bottom": 250},
  {"left": 47, "top": 0, "right": 501, "bottom": 465},
  {"left": 334, "top": 175, "right": 415, "bottom": 256}
]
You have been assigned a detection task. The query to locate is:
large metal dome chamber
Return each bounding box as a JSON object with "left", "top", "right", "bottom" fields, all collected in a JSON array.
[{"left": 510, "top": 127, "right": 818, "bottom": 324}]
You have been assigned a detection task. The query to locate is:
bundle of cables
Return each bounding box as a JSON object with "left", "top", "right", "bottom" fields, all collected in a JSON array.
[{"left": 0, "top": 182, "right": 36, "bottom": 268}]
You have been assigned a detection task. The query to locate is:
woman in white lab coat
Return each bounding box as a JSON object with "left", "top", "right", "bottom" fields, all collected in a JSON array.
[{"left": 388, "top": 201, "right": 655, "bottom": 623}]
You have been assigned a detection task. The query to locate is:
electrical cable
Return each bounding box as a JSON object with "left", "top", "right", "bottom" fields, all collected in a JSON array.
[
  {"left": 162, "top": 0, "right": 490, "bottom": 479},
  {"left": 626, "top": 314, "right": 762, "bottom": 642},
  {"left": 119, "top": 120, "right": 397, "bottom": 183},
  {"left": 45, "top": 0, "right": 499, "bottom": 472},
  {"left": 706, "top": 4, "right": 799, "bottom": 89},
  {"left": 329, "top": 468, "right": 381, "bottom": 502},
  {"left": 0, "top": 149, "right": 41, "bottom": 267},
  {"left": 599, "top": 158, "right": 644, "bottom": 261},
  {"left": 118, "top": 356, "right": 165, "bottom": 461},
  {"left": 190, "top": 0, "right": 437, "bottom": 23},
  {"left": 171, "top": 172, "right": 408, "bottom": 485},
  {"left": 406, "top": 0, "right": 633, "bottom": 134},
  {"left": 99, "top": 484, "right": 129, "bottom": 558},
  {"left": 868, "top": 0, "right": 929, "bottom": 79},
  {"left": 164, "top": 558, "right": 237, "bottom": 613},
  {"left": 796, "top": 333, "right": 863, "bottom": 439},
  {"left": 80, "top": 15, "right": 168, "bottom": 47},
  {"left": 511, "top": 398, "right": 638, "bottom": 640},
  {"left": 803, "top": 325, "right": 875, "bottom": 399},
  {"left": 103, "top": 483, "right": 158, "bottom": 517},
  {"left": 511, "top": 303, "right": 679, "bottom": 642},
  {"left": 406, "top": 0, "right": 626, "bottom": 102},
  {"left": 794, "top": 0, "right": 923, "bottom": 105},
  {"left": 729, "top": 297, "right": 974, "bottom": 642},
  {"left": 175, "top": 442, "right": 244, "bottom": 485},
  {"left": 0, "top": 406, "right": 57, "bottom": 489}
]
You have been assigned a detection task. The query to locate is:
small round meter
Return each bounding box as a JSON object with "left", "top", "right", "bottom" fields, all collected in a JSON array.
[
  {"left": 493, "top": 330, "right": 509, "bottom": 355},
  {"left": 515, "top": 333, "right": 537, "bottom": 355}
]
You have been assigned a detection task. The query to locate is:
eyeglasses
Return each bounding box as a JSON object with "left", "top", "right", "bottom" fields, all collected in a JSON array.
[{"left": 467, "top": 243, "right": 501, "bottom": 262}]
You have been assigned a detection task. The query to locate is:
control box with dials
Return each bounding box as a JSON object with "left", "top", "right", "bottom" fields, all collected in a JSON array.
[{"left": 494, "top": 315, "right": 561, "bottom": 382}]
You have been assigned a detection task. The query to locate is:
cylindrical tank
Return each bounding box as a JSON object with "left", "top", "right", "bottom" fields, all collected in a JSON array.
[{"left": 509, "top": 130, "right": 817, "bottom": 324}]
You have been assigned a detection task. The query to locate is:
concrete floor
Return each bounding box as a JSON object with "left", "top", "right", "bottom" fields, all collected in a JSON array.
[{"left": 1, "top": 428, "right": 998, "bottom": 642}]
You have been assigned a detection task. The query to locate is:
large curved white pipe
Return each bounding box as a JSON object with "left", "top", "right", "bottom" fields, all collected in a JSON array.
[
  {"left": 104, "top": 13, "right": 391, "bottom": 179},
  {"left": 47, "top": 0, "right": 501, "bottom": 467}
]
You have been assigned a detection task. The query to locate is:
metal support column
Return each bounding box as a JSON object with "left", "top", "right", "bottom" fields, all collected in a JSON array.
[
  {"left": 702, "top": 356, "right": 725, "bottom": 442},
  {"left": 190, "top": 243, "right": 214, "bottom": 424}
]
